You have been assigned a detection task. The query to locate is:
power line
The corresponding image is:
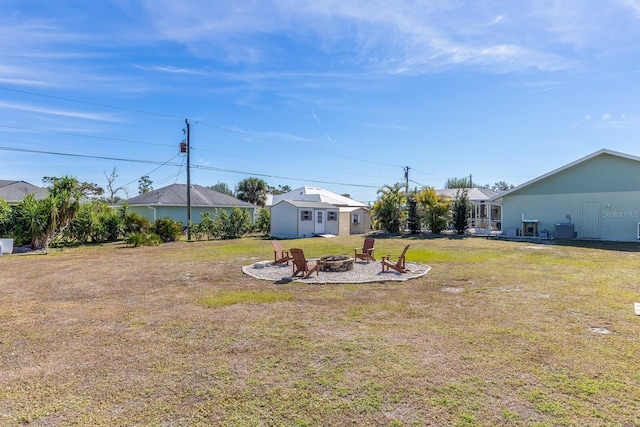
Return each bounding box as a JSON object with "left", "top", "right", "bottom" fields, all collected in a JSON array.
[
  {"left": 0, "top": 124, "right": 175, "bottom": 148},
  {"left": 1, "top": 86, "right": 405, "bottom": 170},
  {"left": 0, "top": 86, "right": 183, "bottom": 120},
  {"left": 189, "top": 163, "right": 380, "bottom": 188},
  {"left": 0, "top": 145, "right": 382, "bottom": 189},
  {"left": 0, "top": 145, "right": 181, "bottom": 167},
  {"left": 120, "top": 153, "right": 183, "bottom": 188}
]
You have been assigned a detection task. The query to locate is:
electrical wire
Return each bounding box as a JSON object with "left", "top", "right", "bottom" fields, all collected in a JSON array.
[
  {"left": 0, "top": 124, "right": 175, "bottom": 148},
  {"left": 120, "top": 153, "right": 182, "bottom": 188},
  {"left": 0, "top": 145, "right": 181, "bottom": 167},
  {"left": 0, "top": 86, "right": 184, "bottom": 120},
  {"left": 0, "top": 145, "right": 382, "bottom": 189},
  {"left": 1, "top": 86, "right": 405, "bottom": 170}
]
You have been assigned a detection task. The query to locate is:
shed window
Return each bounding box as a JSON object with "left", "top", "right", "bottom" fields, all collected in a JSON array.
[
  {"left": 328, "top": 211, "right": 337, "bottom": 221},
  {"left": 352, "top": 214, "right": 360, "bottom": 224},
  {"left": 301, "top": 210, "right": 312, "bottom": 221}
]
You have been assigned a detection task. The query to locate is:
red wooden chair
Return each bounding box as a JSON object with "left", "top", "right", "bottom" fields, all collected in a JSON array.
[
  {"left": 381, "top": 244, "right": 410, "bottom": 273},
  {"left": 354, "top": 237, "right": 375, "bottom": 262},
  {"left": 271, "top": 240, "right": 292, "bottom": 265},
  {"left": 290, "top": 248, "right": 319, "bottom": 279}
]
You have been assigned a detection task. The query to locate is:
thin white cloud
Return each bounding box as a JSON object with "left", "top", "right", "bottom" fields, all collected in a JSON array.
[
  {"left": 577, "top": 113, "right": 639, "bottom": 128},
  {"left": 143, "top": 0, "right": 616, "bottom": 75},
  {"left": 3, "top": 0, "right": 640, "bottom": 92},
  {"left": 0, "top": 101, "right": 123, "bottom": 122},
  {"left": 490, "top": 15, "right": 505, "bottom": 25},
  {"left": 135, "top": 65, "right": 207, "bottom": 75}
]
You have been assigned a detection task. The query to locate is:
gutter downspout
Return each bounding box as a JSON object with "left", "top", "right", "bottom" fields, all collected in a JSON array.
[{"left": 147, "top": 206, "right": 157, "bottom": 222}]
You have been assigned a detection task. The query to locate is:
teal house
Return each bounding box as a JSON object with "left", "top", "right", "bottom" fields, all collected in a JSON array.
[
  {"left": 491, "top": 149, "right": 640, "bottom": 242},
  {"left": 125, "top": 184, "right": 256, "bottom": 225}
]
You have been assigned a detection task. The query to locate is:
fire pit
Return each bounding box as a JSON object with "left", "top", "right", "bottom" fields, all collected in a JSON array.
[{"left": 319, "top": 255, "right": 354, "bottom": 272}]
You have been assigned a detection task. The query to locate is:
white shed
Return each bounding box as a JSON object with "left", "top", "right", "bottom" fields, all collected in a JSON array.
[{"left": 270, "top": 200, "right": 339, "bottom": 239}]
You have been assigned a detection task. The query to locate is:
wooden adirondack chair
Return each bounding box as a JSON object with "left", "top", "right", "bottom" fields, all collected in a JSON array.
[
  {"left": 271, "top": 240, "right": 292, "bottom": 265},
  {"left": 354, "top": 237, "right": 375, "bottom": 262},
  {"left": 381, "top": 244, "right": 410, "bottom": 273},
  {"left": 290, "top": 248, "right": 319, "bottom": 279}
]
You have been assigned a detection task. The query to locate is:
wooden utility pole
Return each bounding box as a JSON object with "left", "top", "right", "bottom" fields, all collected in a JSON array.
[
  {"left": 404, "top": 166, "right": 410, "bottom": 193},
  {"left": 185, "top": 119, "right": 191, "bottom": 241}
]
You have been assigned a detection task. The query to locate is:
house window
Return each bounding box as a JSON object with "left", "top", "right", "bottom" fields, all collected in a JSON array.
[
  {"left": 301, "top": 210, "right": 312, "bottom": 221},
  {"left": 328, "top": 211, "right": 337, "bottom": 221},
  {"left": 352, "top": 213, "right": 360, "bottom": 224}
]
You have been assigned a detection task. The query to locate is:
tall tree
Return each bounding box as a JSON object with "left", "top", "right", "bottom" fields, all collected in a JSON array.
[
  {"left": 266, "top": 184, "right": 292, "bottom": 195},
  {"left": 14, "top": 176, "right": 91, "bottom": 249},
  {"left": 372, "top": 183, "right": 406, "bottom": 233},
  {"left": 103, "top": 168, "right": 128, "bottom": 203},
  {"left": 43, "top": 176, "right": 104, "bottom": 199},
  {"left": 138, "top": 176, "right": 153, "bottom": 195},
  {"left": 451, "top": 189, "right": 470, "bottom": 235},
  {"left": 407, "top": 194, "right": 421, "bottom": 234},
  {"left": 444, "top": 176, "right": 474, "bottom": 189},
  {"left": 236, "top": 177, "right": 267, "bottom": 207},
  {"left": 415, "top": 187, "right": 451, "bottom": 234},
  {"left": 210, "top": 182, "right": 233, "bottom": 196},
  {"left": 490, "top": 181, "right": 514, "bottom": 192}
]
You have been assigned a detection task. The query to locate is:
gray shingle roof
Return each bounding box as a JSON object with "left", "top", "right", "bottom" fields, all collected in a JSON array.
[
  {"left": 0, "top": 180, "right": 49, "bottom": 203},
  {"left": 125, "top": 184, "right": 255, "bottom": 208}
]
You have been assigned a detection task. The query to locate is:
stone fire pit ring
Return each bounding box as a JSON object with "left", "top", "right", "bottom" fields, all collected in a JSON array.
[{"left": 318, "top": 255, "right": 354, "bottom": 272}]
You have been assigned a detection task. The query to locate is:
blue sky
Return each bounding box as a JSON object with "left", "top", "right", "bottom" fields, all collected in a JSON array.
[{"left": 1, "top": 0, "right": 640, "bottom": 204}]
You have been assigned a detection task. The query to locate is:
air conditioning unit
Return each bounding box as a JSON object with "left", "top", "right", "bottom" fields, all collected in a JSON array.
[{"left": 555, "top": 223, "right": 574, "bottom": 239}]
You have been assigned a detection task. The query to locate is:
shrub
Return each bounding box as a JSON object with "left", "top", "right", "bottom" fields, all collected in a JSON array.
[
  {"left": 126, "top": 231, "right": 162, "bottom": 247},
  {"left": 194, "top": 212, "right": 217, "bottom": 240},
  {"left": 0, "top": 198, "right": 13, "bottom": 237},
  {"left": 150, "top": 217, "right": 183, "bottom": 242},
  {"left": 123, "top": 212, "right": 150, "bottom": 235},
  {"left": 214, "top": 207, "right": 252, "bottom": 239},
  {"left": 253, "top": 208, "right": 271, "bottom": 236}
]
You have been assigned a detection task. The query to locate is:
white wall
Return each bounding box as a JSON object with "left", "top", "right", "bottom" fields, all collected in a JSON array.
[{"left": 270, "top": 203, "right": 298, "bottom": 239}]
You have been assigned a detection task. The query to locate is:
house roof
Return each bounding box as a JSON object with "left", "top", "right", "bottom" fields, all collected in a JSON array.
[
  {"left": 0, "top": 180, "right": 49, "bottom": 203},
  {"left": 126, "top": 184, "right": 255, "bottom": 208},
  {"left": 273, "top": 200, "right": 337, "bottom": 210},
  {"left": 269, "top": 186, "right": 368, "bottom": 208},
  {"left": 490, "top": 148, "right": 640, "bottom": 202},
  {"left": 436, "top": 188, "right": 497, "bottom": 202}
]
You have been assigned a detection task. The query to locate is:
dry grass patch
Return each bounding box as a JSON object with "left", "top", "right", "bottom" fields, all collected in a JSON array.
[{"left": 1, "top": 236, "right": 639, "bottom": 425}]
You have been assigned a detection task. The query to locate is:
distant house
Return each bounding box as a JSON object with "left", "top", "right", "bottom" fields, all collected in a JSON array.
[
  {"left": 125, "top": 184, "right": 256, "bottom": 225},
  {"left": 436, "top": 188, "right": 501, "bottom": 234},
  {"left": 0, "top": 180, "right": 49, "bottom": 205},
  {"left": 491, "top": 149, "right": 640, "bottom": 241},
  {"left": 269, "top": 186, "right": 370, "bottom": 238}
]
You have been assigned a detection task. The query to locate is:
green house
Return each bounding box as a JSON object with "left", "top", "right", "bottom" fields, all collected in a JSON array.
[
  {"left": 125, "top": 184, "right": 256, "bottom": 225},
  {"left": 491, "top": 149, "right": 640, "bottom": 241}
]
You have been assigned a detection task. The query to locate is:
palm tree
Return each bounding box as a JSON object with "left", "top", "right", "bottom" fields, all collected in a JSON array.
[
  {"left": 236, "top": 177, "right": 268, "bottom": 207},
  {"left": 372, "top": 183, "right": 406, "bottom": 233},
  {"left": 415, "top": 187, "right": 451, "bottom": 234}
]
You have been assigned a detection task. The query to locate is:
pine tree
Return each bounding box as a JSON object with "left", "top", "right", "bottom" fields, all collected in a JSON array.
[{"left": 452, "top": 189, "right": 470, "bottom": 235}]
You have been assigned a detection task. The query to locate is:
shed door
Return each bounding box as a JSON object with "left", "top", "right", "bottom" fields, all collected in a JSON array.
[
  {"left": 314, "top": 210, "right": 325, "bottom": 234},
  {"left": 581, "top": 202, "right": 600, "bottom": 239}
]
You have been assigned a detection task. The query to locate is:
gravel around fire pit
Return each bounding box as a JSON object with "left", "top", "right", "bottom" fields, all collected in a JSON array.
[{"left": 242, "top": 259, "right": 431, "bottom": 284}]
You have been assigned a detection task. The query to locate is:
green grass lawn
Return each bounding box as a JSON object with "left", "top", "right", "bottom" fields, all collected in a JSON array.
[{"left": 1, "top": 235, "right": 639, "bottom": 426}]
